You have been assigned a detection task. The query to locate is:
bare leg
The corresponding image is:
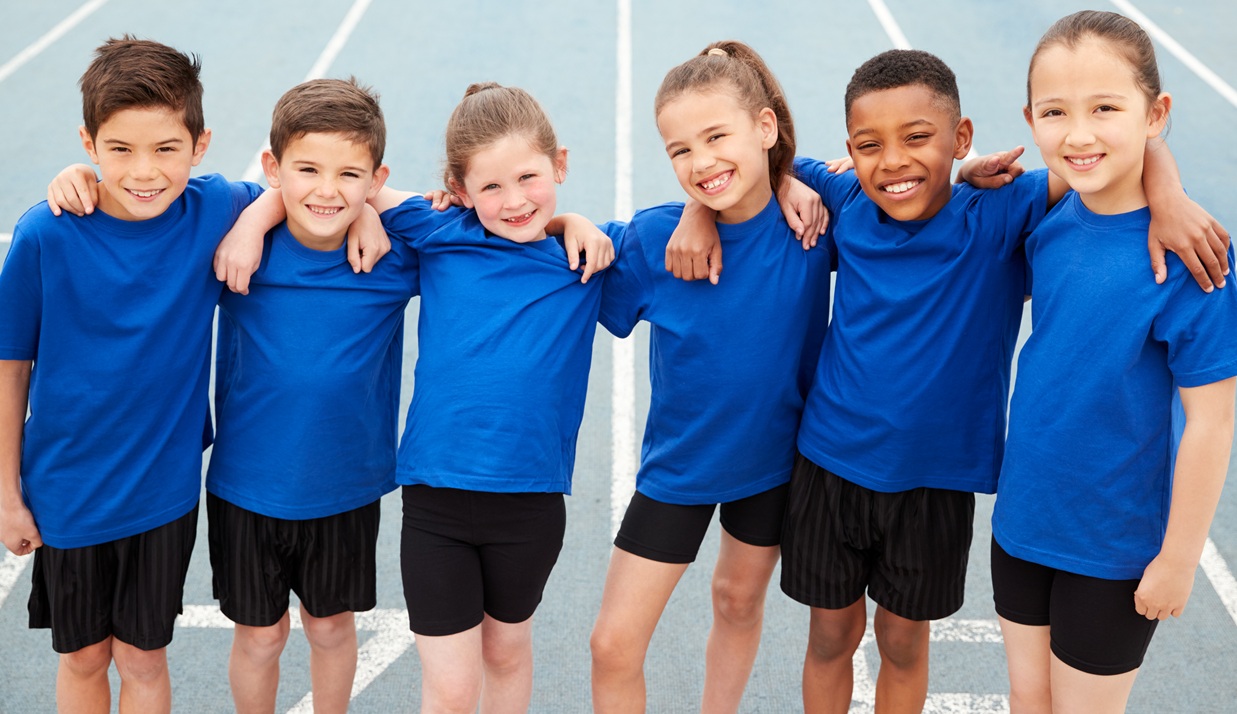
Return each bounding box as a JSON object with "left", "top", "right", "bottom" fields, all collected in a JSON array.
[
  {"left": 803, "top": 599, "right": 866, "bottom": 714},
  {"left": 301, "top": 608, "right": 357, "bottom": 714},
  {"left": 590, "top": 548, "right": 690, "bottom": 714},
  {"left": 871, "top": 606, "right": 929, "bottom": 714},
  {"left": 700, "top": 532, "right": 779, "bottom": 714},
  {"left": 415, "top": 624, "right": 484, "bottom": 714},
  {"left": 112, "top": 639, "right": 172, "bottom": 714},
  {"left": 1050, "top": 653, "right": 1139, "bottom": 714},
  {"left": 229, "top": 611, "right": 292, "bottom": 714},
  {"left": 479, "top": 614, "right": 535, "bottom": 714},
  {"left": 997, "top": 616, "right": 1052, "bottom": 714},
  {"left": 56, "top": 637, "right": 112, "bottom": 714}
]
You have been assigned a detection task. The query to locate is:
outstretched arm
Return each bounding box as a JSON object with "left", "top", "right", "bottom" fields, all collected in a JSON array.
[
  {"left": 0, "top": 360, "right": 38, "bottom": 556},
  {"left": 1144, "top": 138, "right": 1230, "bottom": 291},
  {"left": 1135, "top": 377, "right": 1235, "bottom": 620}
]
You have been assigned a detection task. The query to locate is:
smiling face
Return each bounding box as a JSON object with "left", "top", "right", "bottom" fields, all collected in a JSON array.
[
  {"left": 263, "top": 132, "right": 388, "bottom": 251},
  {"left": 656, "top": 89, "right": 778, "bottom": 224},
  {"left": 452, "top": 134, "right": 567, "bottom": 244},
  {"left": 845, "top": 84, "right": 972, "bottom": 222},
  {"left": 80, "top": 106, "right": 210, "bottom": 222},
  {"left": 1025, "top": 36, "right": 1169, "bottom": 215}
]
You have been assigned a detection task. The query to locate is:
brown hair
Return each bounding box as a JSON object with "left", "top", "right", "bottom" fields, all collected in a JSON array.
[
  {"left": 1027, "top": 10, "right": 1161, "bottom": 109},
  {"left": 653, "top": 40, "right": 795, "bottom": 194},
  {"left": 443, "top": 82, "right": 558, "bottom": 190},
  {"left": 269, "top": 77, "right": 386, "bottom": 167},
  {"left": 79, "top": 36, "right": 204, "bottom": 142}
]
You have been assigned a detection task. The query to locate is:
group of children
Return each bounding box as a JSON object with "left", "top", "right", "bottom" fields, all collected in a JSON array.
[{"left": 0, "top": 9, "right": 1233, "bottom": 714}]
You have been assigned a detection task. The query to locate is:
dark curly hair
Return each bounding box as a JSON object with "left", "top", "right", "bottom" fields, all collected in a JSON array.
[{"left": 844, "top": 49, "right": 960, "bottom": 126}]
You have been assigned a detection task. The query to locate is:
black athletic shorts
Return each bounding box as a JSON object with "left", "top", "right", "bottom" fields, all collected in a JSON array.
[
  {"left": 207, "top": 493, "right": 380, "bottom": 626},
  {"left": 28, "top": 505, "right": 198, "bottom": 654},
  {"left": 613, "top": 484, "right": 789, "bottom": 564},
  {"left": 780, "top": 454, "right": 975, "bottom": 621},
  {"left": 400, "top": 485, "right": 565, "bottom": 637},
  {"left": 991, "top": 537, "right": 1158, "bottom": 676}
]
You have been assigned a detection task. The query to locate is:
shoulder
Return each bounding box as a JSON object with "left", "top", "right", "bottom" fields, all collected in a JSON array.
[
  {"left": 627, "top": 202, "right": 685, "bottom": 244},
  {"left": 179, "top": 174, "right": 264, "bottom": 219}
]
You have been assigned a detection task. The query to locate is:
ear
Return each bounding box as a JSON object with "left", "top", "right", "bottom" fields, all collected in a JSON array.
[
  {"left": 367, "top": 163, "right": 391, "bottom": 199},
  {"left": 190, "top": 128, "right": 212, "bottom": 167},
  {"left": 757, "top": 107, "right": 779, "bottom": 150},
  {"left": 1147, "top": 92, "right": 1171, "bottom": 137},
  {"left": 553, "top": 146, "right": 569, "bottom": 183},
  {"left": 952, "top": 117, "right": 974, "bottom": 160},
  {"left": 260, "top": 149, "right": 282, "bottom": 189},
  {"left": 1023, "top": 105, "right": 1035, "bottom": 129},
  {"left": 448, "top": 177, "right": 474, "bottom": 209},
  {"left": 845, "top": 137, "right": 856, "bottom": 162},
  {"left": 79, "top": 126, "right": 100, "bottom": 164}
]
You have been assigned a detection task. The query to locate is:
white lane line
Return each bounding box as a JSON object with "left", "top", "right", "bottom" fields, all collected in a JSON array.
[
  {"left": 610, "top": 0, "right": 637, "bottom": 537},
  {"left": 1, "top": 232, "right": 11, "bottom": 249},
  {"left": 865, "top": 0, "right": 911, "bottom": 50},
  {"left": 0, "top": 0, "right": 110, "bottom": 86},
  {"left": 1110, "top": 0, "right": 1237, "bottom": 110},
  {"left": 1201, "top": 537, "right": 1237, "bottom": 628},
  {"left": 0, "top": 551, "right": 32, "bottom": 610},
  {"left": 240, "top": 0, "right": 374, "bottom": 182}
]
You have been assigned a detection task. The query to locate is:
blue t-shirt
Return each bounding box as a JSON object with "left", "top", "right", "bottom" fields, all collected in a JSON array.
[
  {"left": 382, "top": 199, "right": 621, "bottom": 494},
  {"left": 793, "top": 157, "right": 1048, "bottom": 494},
  {"left": 994, "top": 193, "right": 1237, "bottom": 580},
  {"left": 0, "top": 175, "right": 260, "bottom": 548},
  {"left": 599, "top": 198, "right": 831, "bottom": 505},
  {"left": 207, "top": 216, "right": 441, "bottom": 520}
]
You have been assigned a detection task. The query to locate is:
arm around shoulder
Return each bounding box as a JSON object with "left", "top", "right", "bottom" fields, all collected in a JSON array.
[{"left": 0, "top": 360, "right": 39, "bottom": 556}]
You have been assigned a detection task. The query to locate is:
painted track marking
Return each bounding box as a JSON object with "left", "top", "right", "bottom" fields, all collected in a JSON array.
[
  {"left": 0, "top": 0, "right": 110, "bottom": 86},
  {"left": 0, "top": 551, "right": 30, "bottom": 610},
  {"left": 1111, "top": 0, "right": 1237, "bottom": 110}
]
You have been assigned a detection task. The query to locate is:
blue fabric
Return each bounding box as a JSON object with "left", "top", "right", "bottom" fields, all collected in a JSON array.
[
  {"left": 0, "top": 175, "right": 260, "bottom": 548},
  {"left": 599, "top": 197, "right": 831, "bottom": 505},
  {"left": 994, "top": 193, "right": 1237, "bottom": 579},
  {"left": 793, "top": 157, "right": 1048, "bottom": 494},
  {"left": 383, "top": 198, "right": 621, "bottom": 494},
  {"left": 208, "top": 218, "right": 432, "bottom": 519}
]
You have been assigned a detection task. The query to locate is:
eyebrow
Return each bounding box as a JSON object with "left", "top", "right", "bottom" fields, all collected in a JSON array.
[
  {"left": 850, "top": 118, "right": 935, "bottom": 138},
  {"left": 101, "top": 137, "right": 186, "bottom": 146},
  {"left": 290, "top": 159, "right": 369, "bottom": 173},
  {"left": 1032, "top": 92, "right": 1130, "bottom": 108},
  {"left": 664, "top": 122, "right": 729, "bottom": 151}
]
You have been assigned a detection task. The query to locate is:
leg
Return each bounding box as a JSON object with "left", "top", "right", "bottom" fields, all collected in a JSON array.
[
  {"left": 803, "top": 600, "right": 867, "bottom": 714},
  {"left": 700, "top": 532, "right": 780, "bottom": 714},
  {"left": 871, "top": 606, "right": 930, "bottom": 714},
  {"left": 300, "top": 609, "right": 357, "bottom": 714},
  {"left": 1049, "top": 655, "right": 1139, "bottom": 714},
  {"left": 590, "top": 548, "right": 690, "bottom": 714},
  {"left": 997, "top": 616, "right": 1051, "bottom": 714},
  {"left": 415, "top": 624, "right": 484, "bottom": 714},
  {"left": 229, "top": 611, "right": 292, "bottom": 714},
  {"left": 111, "top": 639, "right": 172, "bottom": 714},
  {"left": 56, "top": 637, "right": 113, "bottom": 714},
  {"left": 479, "top": 614, "right": 535, "bottom": 714}
]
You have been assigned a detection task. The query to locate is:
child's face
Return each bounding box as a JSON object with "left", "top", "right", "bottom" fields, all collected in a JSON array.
[
  {"left": 262, "top": 132, "right": 389, "bottom": 251},
  {"left": 656, "top": 90, "right": 777, "bottom": 224},
  {"left": 845, "top": 85, "right": 972, "bottom": 222},
  {"left": 1025, "top": 37, "right": 1169, "bottom": 215},
  {"left": 453, "top": 135, "right": 567, "bottom": 244},
  {"left": 79, "top": 107, "right": 210, "bottom": 222}
]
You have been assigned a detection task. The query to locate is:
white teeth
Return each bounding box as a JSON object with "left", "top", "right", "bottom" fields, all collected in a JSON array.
[
  {"left": 1068, "top": 155, "right": 1101, "bottom": 166},
  {"left": 308, "top": 206, "right": 341, "bottom": 215},
  {"left": 505, "top": 212, "right": 534, "bottom": 222},
  {"left": 882, "top": 180, "right": 919, "bottom": 194},
  {"left": 130, "top": 189, "right": 161, "bottom": 198},
  {"left": 701, "top": 173, "right": 730, "bottom": 190}
]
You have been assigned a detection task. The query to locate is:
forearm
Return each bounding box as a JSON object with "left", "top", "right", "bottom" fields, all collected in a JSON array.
[
  {"left": 0, "top": 360, "right": 31, "bottom": 507},
  {"left": 1161, "top": 382, "right": 1236, "bottom": 564},
  {"left": 1143, "top": 137, "right": 1184, "bottom": 208}
]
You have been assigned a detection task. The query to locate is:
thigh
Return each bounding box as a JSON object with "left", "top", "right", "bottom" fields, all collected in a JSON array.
[
  {"left": 870, "top": 486, "right": 975, "bottom": 621},
  {"left": 111, "top": 505, "right": 198, "bottom": 651},
  {"left": 991, "top": 536, "right": 1053, "bottom": 626},
  {"left": 718, "top": 482, "right": 788, "bottom": 548},
  {"left": 476, "top": 491, "right": 566, "bottom": 625},
  {"left": 28, "top": 541, "right": 116, "bottom": 654},
  {"left": 292, "top": 499, "right": 381, "bottom": 619},
  {"left": 401, "top": 486, "right": 484, "bottom": 636},
  {"left": 1049, "top": 570, "right": 1157, "bottom": 676},
  {"left": 779, "top": 455, "right": 870, "bottom": 610},
  {"left": 614, "top": 491, "right": 716, "bottom": 564},
  {"left": 207, "top": 493, "right": 291, "bottom": 626}
]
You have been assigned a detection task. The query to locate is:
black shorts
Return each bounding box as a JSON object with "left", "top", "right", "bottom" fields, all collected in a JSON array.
[
  {"left": 780, "top": 454, "right": 975, "bottom": 621},
  {"left": 613, "top": 484, "right": 788, "bottom": 564},
  {"left": 28, "top": 505, "right": 198, "bottom": 654},
  {"left": 207, "top": 493, "right": 380, "bottom": 626},
  {"left": 400, "top": 485, "right": 565, "bottom": 637},
  {"left": 991, "top": 537, "right": 1158, "bottom": 676}
]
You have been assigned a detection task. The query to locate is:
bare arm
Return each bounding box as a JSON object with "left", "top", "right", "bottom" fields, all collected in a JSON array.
[
  {"left": 544, "top": 213, "right": 615, "bottom": 283},
  {"left": 665, "top": 200, "right": 721, "bottom": 284},
  {"left": 213, "top": 189, "right": 284, "bottom": 295},
  {"left": 1144, "top": 138, "right": 1230, "bottom": 290},
  {"left": 0, "top": 360, "right": 38, "bottom": 556},
  {"left": 1134, "top": 377, "right": 1236, "bottom": 620}
]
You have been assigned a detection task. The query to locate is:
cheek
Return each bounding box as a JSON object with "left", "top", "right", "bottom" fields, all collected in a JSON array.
[{"left": 524, "top": 182, "right": 557, "bottom": 209}]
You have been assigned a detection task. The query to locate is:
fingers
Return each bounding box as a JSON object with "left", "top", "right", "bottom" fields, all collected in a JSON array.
[
  {"left": 360, "top": 247, "right": 378, "bottom": 273},
  {"left": 565, "top": 235, "right": 582, "bottom": 271},
  {"left": 998, "top": 145, "right": 1026, "bottom": 170},
  {"left": 708, "top": 247, "right": 722, "bottom": 285},
  {"left": 786, "top": 210, "right": 806, "bottom": 242},
  {"left": 47, "top": 186, "right": 61, "bottom": 217},
  {"left": 579, "top": 253, "right": 596, "bottom": 283},
  {"left": 229, "top": 265, "right": 251, "bottom": 295},
  {"left": 1147, "top": 242, "right": 1168, "bottom": 285},
  {"left": 1180, "top": 250, "right": 1215, "bottom": 293}
]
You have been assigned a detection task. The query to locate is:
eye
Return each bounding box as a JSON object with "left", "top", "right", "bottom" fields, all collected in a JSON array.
[
  {"left": 519, "top": 173, "right": 536, "bottom": 181},
  {"left": 907, "top": 133, "right": 930, "bottom": 143},
  {"left": 707, "top": 133, "right": 726, "bottom": 143},
  {"left": 1095, "top": 104, "right": 1118, "bottom": 113},
  {"left": 155, "top": 146, "right": 177, "bottom": 153},
  {"left": 669, "top": 147, "right": 689, "bottom": 159},
  {"left": 342, "top": 171, "right": 361, "bottom": 179},
  {"left": 1040, "top": 109, "right": 1064, "bottom": 118},
  {"left": 855, "top": 142, "right": 879, "bottom": 152},
  {"left": 110, "top": 146, "right": 131, "bottom": 153},
  {"left": 299, "top": 167, "right": 318, "bottom": 174},
  {"left": 483, "top": 183, "right": 500, "bottom": 191}
]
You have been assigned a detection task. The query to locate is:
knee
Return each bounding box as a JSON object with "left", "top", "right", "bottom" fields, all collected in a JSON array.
[
  {"left": 234, "top": 623, "right": 291, "bottom": 664},
  {"left": 873, "top": 617, "right": 929, "bottom": 669},
  {"left": 712, "top": 576, "right": 766, "bottom": 629},
  {"left": 111, "top": 645, "right": 168, "bottom": 684},
  {"left": 60, "top": 640, "right": 113, "bottom": 679},
  {"left": 806, "top": 612, "right": 865, "bottom": 663},
  {"left": 589, "top": 623, "right": 640, "bottom": 674},
  {"left": 303, "top": 612, "right": 355, "bottom": 651}
]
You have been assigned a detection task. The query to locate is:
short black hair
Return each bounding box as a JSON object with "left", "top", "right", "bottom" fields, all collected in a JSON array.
[{"left": 844, "top": 49, "right": 960, "bottom": 126}]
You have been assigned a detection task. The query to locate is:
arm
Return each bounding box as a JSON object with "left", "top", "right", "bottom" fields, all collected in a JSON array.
[
  {"left": 778, "top": 175, "right": 830, "bottom": 250},
  {"left": 1144, "top": 137, "right": 1230, "bottom": 290},
  {"left": 0, "top": 360, "right": 38, "bottom": 556},
  {"left": 212, "top": 189, "right": 284, "bottom": 295},
  {"left": 955, "top": 145, "right": 1027, "bottom": 189},
  {"left": 544, "top": 213, "right": 615, "bottom": 283},
  {"left": 46, "top": 164, "right": 100, "bottom": 217},
  {"left": 1134, "top": 377, "right": 1236, "bottom": 620},
  {"left": 665, "top": 200, "right": 721, "bottom": 284}
]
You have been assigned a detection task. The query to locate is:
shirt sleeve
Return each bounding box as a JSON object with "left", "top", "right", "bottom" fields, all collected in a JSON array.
[
  {"left": 0, "top": 214, "right": 45, "bottom": 360},
  {"left": 970, "top": 168, "right": 1050, "bottom": 262},
  {"left": 598, "top": 219, "right": 652, "bottom": 338},
  {"left": 380, "top": 196, "right": 464, "bottom": 250},
  {"left": 1156, "top": 244, "right": 1237, "bottom": 388},
  {"left": 793, "top": 156, "right": 859, "bottom": 214}
]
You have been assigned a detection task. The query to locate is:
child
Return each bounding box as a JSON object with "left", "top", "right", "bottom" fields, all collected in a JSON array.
[
  {"left": 992, "top": 11, "right": 1237, "bottom": 713},
  {"left": 368, "top": 82, "right": 618, "bottom": 714},
  {"left": 588, "top": 41, "right": 832, "bottom": 714},
  {"left": 0, "top": 37, "right": 266, "bottom": 713}
]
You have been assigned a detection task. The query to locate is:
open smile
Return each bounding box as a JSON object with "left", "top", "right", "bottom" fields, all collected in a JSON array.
[{"left": 697, "top": 171, "right": 733, "bottom": 195}]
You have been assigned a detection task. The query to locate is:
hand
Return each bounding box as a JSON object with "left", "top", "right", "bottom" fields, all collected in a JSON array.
[
  {"left": 423, "top": 189, "right": 463, "bottom": 211},
  {"left": 956, "top": 146, "right": 1026, "bottom": 189},
  {"left": 1, "top": 502, "right": 42, "bottom": 556},
  {"left": 1148, "top": 195, "right": 1230, "bottom": 291},
  {"left": 825, "top": 156, "right": 854, "bottom": 174},
  {"left": 778, "top": 176, "right": 829, "bottom": 249},
  {"left": 665, "top": 200, "right": 722, "bottom": 284},
  {"left": 1134, "top": 553, "right": 1197, "bottom": 620},
  {"left": 46, "top": 164, "right": 100, "bottom": 217},
  {"left": 560, "top": 215, "right": 614, "bottom": 283},
  {"left": 346, "top": 204, "right": 390, "bottom": 273}
]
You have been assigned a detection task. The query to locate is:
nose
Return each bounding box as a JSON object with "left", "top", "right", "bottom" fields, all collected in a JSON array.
[
  {"left": 315, "top": 176, "right": 339, "bottom": 199},
  {"left": 1064, "top": 117, "right": 1096, "bottom": 148},
  {"left": 879, "top": 144, "right": 909, "bottom": 172},
  {"left": 131, "top": 152, "right": 159, "bottom": 180},
  {"left": 501, "top": 187, "right": 524, "bottom": 210},
  {"left": 692, "top": 148, "right": 718, "bottom": 174}
]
